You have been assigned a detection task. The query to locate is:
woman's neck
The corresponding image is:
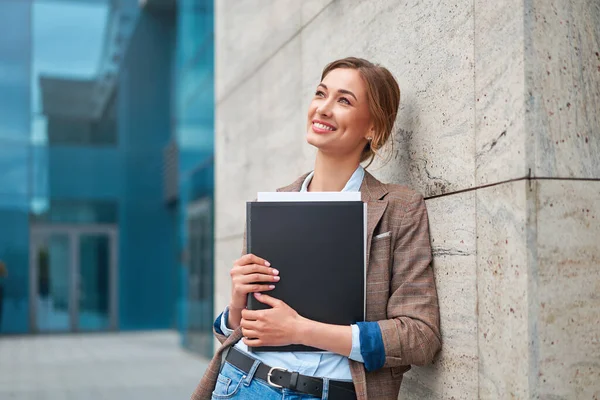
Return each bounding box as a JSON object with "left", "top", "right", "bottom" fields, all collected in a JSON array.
[{"left": 308, "top": 151, "right": 361, "bottom": 192}]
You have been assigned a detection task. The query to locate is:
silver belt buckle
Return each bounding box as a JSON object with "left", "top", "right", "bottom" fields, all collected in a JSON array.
[{"left": 267, "top": 366, "right": 288, "bottom": 388}]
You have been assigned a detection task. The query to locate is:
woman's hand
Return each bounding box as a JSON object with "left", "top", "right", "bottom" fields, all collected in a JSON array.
[
  {"left": 240, "top": 293, "right": 306, "bottom": 347},
  {"left": 227, "top": 254, "right": 279, "bottom": 330},
  {"left": 241, "top": 293, "right": 354, "bottom": 357},
  {"left": 229, "top": 254, "right": 279, "bottom": 309}
]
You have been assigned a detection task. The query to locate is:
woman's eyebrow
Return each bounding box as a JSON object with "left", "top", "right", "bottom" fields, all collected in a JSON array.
[
  {"left": 318, "top": 83, "right": 358, "bottom": 101},
  {"left": 338, "top": 89, "right": 358, "bottom": 101}
]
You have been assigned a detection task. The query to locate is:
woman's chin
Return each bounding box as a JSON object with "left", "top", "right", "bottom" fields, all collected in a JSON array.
[{"left": 306, "top": 133, "right": 325, "bottom": 149}]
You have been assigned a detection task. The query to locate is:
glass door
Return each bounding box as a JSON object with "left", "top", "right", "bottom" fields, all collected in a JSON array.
[
  {"left": 186, "top": 198, "right": 214, "bottom": 358},
  {"left": 30, "top": 225, "right": 118, "bottom": 332},
  {"left": 77, "top": 234, "right": 111, "bottom": 331},
  {"left": 30, "top": 233, "right": 73, "bottom": 332}
]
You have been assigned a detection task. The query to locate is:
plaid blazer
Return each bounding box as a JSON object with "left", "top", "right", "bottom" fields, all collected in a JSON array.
[{"left": 191, "top": 171, "right": 441, "bottom": 400}]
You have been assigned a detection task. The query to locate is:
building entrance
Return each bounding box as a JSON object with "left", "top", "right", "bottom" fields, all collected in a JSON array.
[{"left": 29, "top": 225, "right": 118, "bottom": 332}]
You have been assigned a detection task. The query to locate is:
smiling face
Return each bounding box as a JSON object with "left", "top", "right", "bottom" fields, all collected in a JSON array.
[{"left": 306, "top": 68, "right": 373, "bottom": 161}]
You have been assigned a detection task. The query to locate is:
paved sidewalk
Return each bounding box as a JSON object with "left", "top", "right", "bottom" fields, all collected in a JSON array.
[{"left": 0, "top": 330, "right": 209, "bottom": 399}]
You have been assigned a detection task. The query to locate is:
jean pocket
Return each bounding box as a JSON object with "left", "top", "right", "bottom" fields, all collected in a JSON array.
[{"left": 211, "top": 362, "right": 245, "bottom": 399}]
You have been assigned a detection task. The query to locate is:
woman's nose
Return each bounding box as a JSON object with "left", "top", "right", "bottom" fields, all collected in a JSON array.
[{"left": 317, "top": 102, "right": 333, "bottom": 116}]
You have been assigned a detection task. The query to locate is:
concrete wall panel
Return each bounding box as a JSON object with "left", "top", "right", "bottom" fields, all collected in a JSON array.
[
  {"left": 216, "top": 0, "right": 302, "bottom": 101},
  {"left": 532, "top": 180, "right": 600, "bottom": 398},
  {"left": 400, "top": 191, "right": 478, "bottom": 399},
  {"left": 474, "top": 0, "right": 528, "bottom": 185},
  {"left": 215, "top": 1, "right": 600, "bottom": 398},
  {"left": 527, "top": 0, "right": 600, "bottom": 179},
  {"left": 476, "top": 180, "right": 529, "bottom": 399}
]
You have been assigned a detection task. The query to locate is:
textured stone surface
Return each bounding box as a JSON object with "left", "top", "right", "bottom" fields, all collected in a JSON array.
[
  {"left": 215, "top": 0, "right": 302, "bottom": 102},
  {"left": 216, "top": 0, "right": 341, "bottom": 103},
  {"left": 474, "top": 0, "right": 528, "bottom": 185},
  {"left": 302, "top": 0, "right": 475, "bottom": 197},
  {"left": 399, "top": 192, "right": 478, "bottom": 399},
  {"left": 215, "top": 36, "right": 305, "bottom": 239},
  {"left": 476, "top": 180, "right": 529, "bottom": 399},
  {"left": 215, "top": 72, "right": 260, "bottom": 239},
  {"left": 526, "top": 0, "right": 600, "bottom": 179},
  {"left": 214, "top": 1, "right": 600, "bottom": 398},
  {"left": 532, "top": 180, "right": 600, "bottom": 398},
  {"left": 475, "top": 0, "right": 600, "bottom": 184},
  {"left": 301, "top": 0, "right": 335, "bottom": 26}
]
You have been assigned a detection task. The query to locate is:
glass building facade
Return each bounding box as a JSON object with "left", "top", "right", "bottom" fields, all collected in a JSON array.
[
  {"left": 0, "top": 0, "right": 214, "bottom": 358},
  {"left": 174, "top": 0, "right": 215, "bottom": 357}
]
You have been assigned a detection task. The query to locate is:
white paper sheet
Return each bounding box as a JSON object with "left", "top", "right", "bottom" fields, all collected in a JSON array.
[{"left": 257, "top": 191, "right": 361, "bottom": 202}]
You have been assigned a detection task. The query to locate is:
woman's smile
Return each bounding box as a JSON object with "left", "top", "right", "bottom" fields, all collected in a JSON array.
[{"left": 311, "top": 119, "right": 337, "bottom": 133}]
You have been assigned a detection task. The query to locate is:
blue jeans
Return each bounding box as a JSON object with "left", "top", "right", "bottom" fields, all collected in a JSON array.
[{"left": 211, "top": 361, "right": 328, "bottom": 400}]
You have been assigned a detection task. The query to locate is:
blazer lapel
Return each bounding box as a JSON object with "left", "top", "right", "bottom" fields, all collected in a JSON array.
[
  {"left": 276, "top": 173, "right": 310, "bottom": 193},
  {"left": 360, "top": 171, "right": 388, "bottom": 269}
]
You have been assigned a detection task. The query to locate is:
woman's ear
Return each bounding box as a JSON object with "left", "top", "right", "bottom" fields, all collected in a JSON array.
[{"left": 365, "top": 127, "right": 375, "bottom": 142}]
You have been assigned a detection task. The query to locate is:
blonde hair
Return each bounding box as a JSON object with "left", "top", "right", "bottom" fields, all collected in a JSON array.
[{"left": 321, "top": 57, "right": 401, "bottom": 167}]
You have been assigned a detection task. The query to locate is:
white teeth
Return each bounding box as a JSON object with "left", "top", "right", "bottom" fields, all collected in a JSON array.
[{"left": 314, "top": 122, "right": 334, "bottom": 131}]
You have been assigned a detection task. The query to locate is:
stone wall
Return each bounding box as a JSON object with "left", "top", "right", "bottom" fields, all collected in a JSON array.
[{"left": 214, "top": 1, "right": 600, "bottom": 398}]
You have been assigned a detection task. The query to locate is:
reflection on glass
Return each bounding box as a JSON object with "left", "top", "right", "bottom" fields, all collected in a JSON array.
[
  {"left": 78, "top": 234, "right": 110, "bottom": 331},
  {"left": 0, "top": 144, "right": 30, "bottom": 198},
  {"left": 0, "top": 0, "right": 31, "bottom": 143},
  {"left": 36, "top": 235, "right": 70, "bottom": 331},
  {"left": 30, "top": 200, "right": 118, "bottom": 224},
  {"left": 187, "top": 199, "right": 213, "bottom": 357}
]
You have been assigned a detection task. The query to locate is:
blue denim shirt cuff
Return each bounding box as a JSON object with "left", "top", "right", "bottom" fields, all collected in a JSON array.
[
  {"left": 213, "top": 306, "right": 234, "bottom": 337},
  {"left": 349, "top": 324, "right": 365, "bottom": 362},
  {"left": 356, "top": 321, "right": 386, "bottom": 372}
]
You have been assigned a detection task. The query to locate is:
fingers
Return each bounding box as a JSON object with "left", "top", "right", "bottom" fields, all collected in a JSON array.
[
  {"left": 238, "top": 272, "right": 280, "bottom": 285},
  {"left": 237, "top": 283, "right": 276, "bottom": 295},
  {"left": 252, "top": 293, "right": 281, "bottom": 307},
  {"left": 240, "top": 318, "right": 258, "bottom": 329},
  {"left": 241, "top": 318, "right": 260, "bottom": 341},
  {"left": 240, "top": 317, "right": 262, "bottom": 339},
  {"left": 240, "top": 317, "right": 260, "bottom": 340},
  {"left": 235, "top": 254, "right": 270, "bottom": 268},
  {"left": 230, "top": 262, "right": 280, "bottom": 297},
  {"left": 241, "top": 327, "right": 259, "bottom": 337},
  {"left": 243, "top": 337, "right": 263, "bottom": 347},
  {"left": 230, "top": 264, "right": 279, "bottom": 280},
  {"left": 241, "top": 309, "right": 260, "bottom": 320},
  {"left": 230, "top": 254, "right": 280, "bottom": 307}
]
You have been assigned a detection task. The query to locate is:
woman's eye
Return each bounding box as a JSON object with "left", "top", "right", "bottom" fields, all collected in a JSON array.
[
  {"left": 315, "top": 90, "right": 325, "bottom": 97},
  {"left": 339, "top": 97, "right": 351, "bottom": 105}
]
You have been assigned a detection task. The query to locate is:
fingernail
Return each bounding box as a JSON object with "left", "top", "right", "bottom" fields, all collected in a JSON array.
[
  {"left": 273, "top": 269, "right": 279, "bottom": 275},
  {"left": 269, "top": 285, "right": 275, "bottom": 289},
  {"left": 254, "top": 293, "right": 261, "bottom": 297},
  {"left": 265, "top": 261, "right": 271, "bottom": 267},
  {"left": 273, "top": 276, "right": 280, "bottom": 281}
]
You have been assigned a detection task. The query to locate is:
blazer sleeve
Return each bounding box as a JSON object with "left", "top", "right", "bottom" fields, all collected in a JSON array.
[{"left": 377, "top": 192, "right": 442, "bottom": 368}]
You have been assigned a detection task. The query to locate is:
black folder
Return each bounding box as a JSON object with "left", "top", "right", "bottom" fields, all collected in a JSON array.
[{"left": 246, "top": 201, "right": 365, "bottom": 352}]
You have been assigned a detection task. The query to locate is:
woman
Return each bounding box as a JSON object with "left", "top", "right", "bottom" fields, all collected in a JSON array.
[{"left": 192, "top": 57, "right": 441, "bottom": 400}]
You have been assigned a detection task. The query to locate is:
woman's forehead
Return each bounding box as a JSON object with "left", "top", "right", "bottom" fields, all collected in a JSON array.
[{"left": 321, "top": 68, "right": 366, "bottom": 93}]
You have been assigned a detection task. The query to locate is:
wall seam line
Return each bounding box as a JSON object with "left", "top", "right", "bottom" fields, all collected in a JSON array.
[{"left": 424, "top": 176, "right": 600, "bottom": 201}]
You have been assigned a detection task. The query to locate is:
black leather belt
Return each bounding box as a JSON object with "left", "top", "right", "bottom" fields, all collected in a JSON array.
[{"left": 225, "top": 348, "right": 357, "bottom": 399}]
